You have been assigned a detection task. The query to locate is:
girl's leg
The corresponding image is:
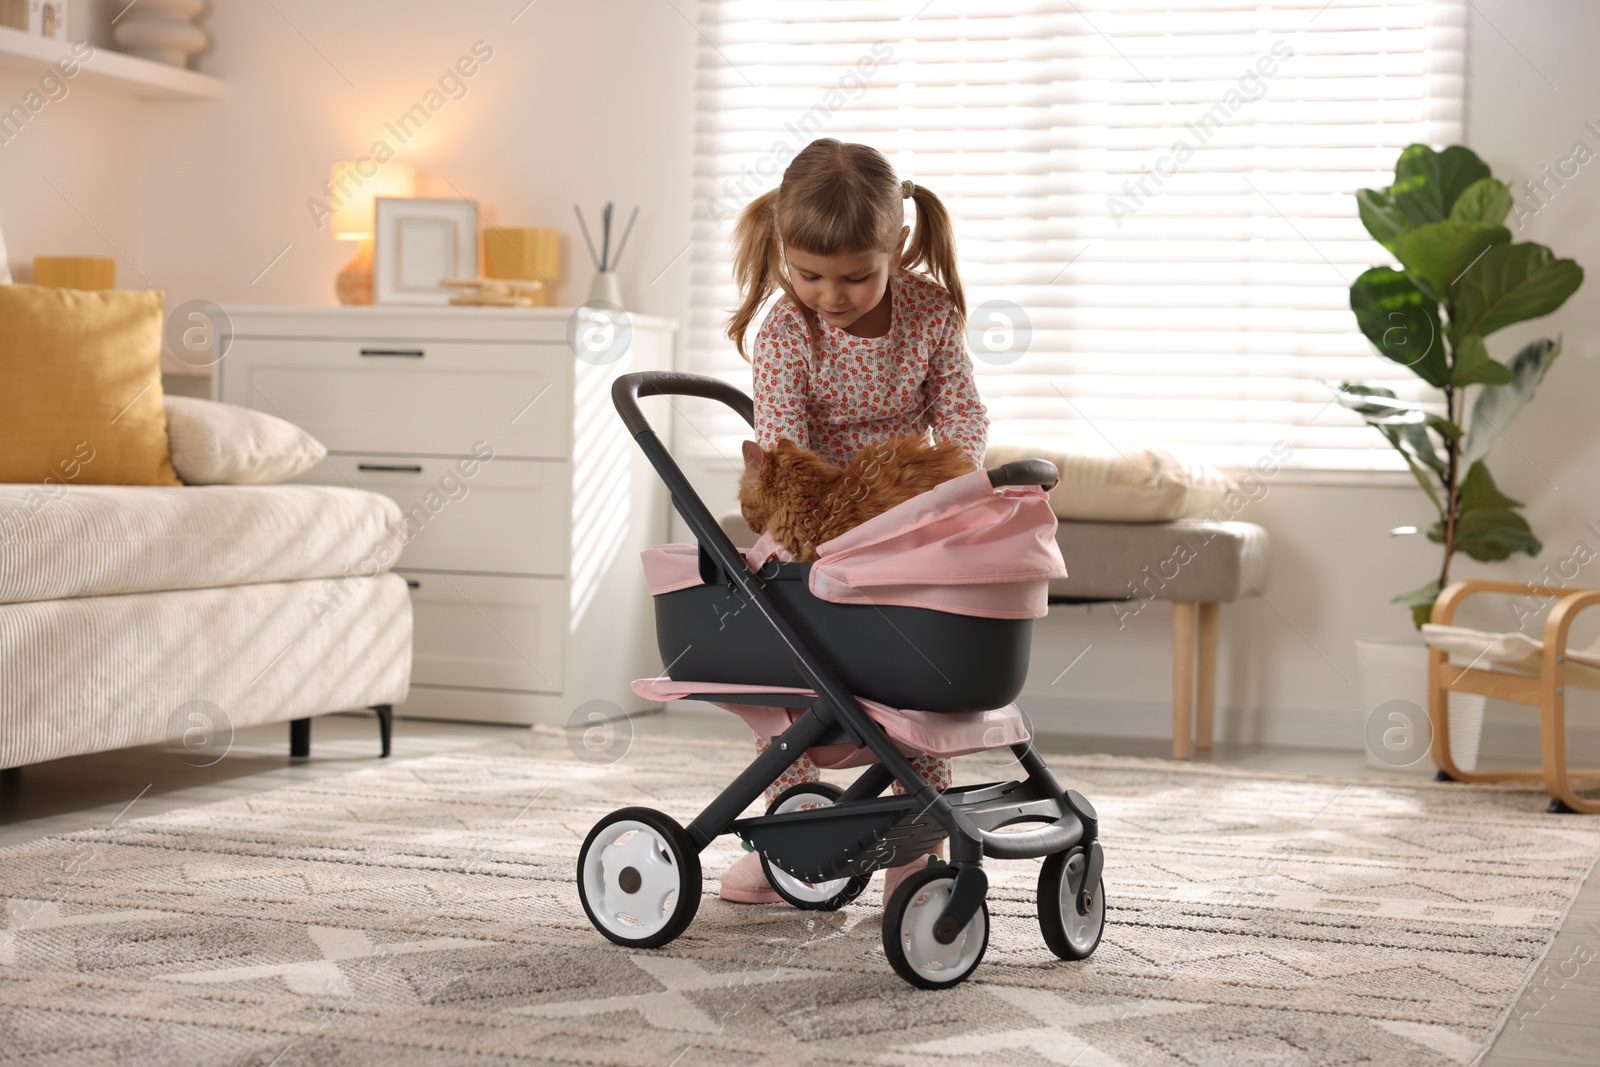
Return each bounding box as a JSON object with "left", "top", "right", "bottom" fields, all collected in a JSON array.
[
  {"left": 721, "top": 734, "right": 822, "bottom": 904},
  {"left": 891, "top": 754, "right": 952, "bottom": 795},
  {"left": 755, "top": 734, "right": 822, "bottom": 805},
  {"left": 883, "top": 755, "right": 952, "bottom": 902}
]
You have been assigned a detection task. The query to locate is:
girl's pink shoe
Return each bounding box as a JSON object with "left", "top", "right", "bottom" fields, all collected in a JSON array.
[{"left": 719, "top": 849, "right": 781, "bottom": 904}]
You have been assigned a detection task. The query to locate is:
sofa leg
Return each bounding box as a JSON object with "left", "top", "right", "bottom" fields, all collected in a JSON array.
[
  {"left": 1, "top": 767, "right": 19, "bottom": 790},
  {"left": 290, "top": 718, "right": 311, "bottom": 758},
  {"left": 372, "top": 704, "right": 393, "bottom": 758}
]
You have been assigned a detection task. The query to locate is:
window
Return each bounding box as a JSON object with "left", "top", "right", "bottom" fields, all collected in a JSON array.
[{"left": 684, "top": 0, "right": 1467, "bottom": 471}]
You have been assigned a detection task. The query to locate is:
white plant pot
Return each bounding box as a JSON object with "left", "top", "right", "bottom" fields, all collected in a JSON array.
[{"left": 1355, "top": 636, "right": 1485, "bottom": 772}]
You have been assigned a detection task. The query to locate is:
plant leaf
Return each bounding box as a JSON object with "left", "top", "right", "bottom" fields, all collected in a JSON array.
[
  {"left": 1428, "top": 507, "right": 1542, "bottom": 562},
  {"left": 1450, "top": 334, "right": 1514, "bottom": 386},
  {"left": 1348, "top": 267, "right": 1449, "bottom": 386},
  {"left": 1436, "top": 146, "right": 1494, "bottom": 214},
  {"left": 1449, "top": 177, "right": 1513, "bottom": 225},
  {"left": 1390, "top": 422, "right": 1446, "bottom": 475},
  {"left": 1357, "top": 187, "right": 1412, "bottom": 251},
  {"left": 1452, "top": 242, "right": 1585, "bottom": 337},
  {"left": 1425, "top": 462, "right": 1541, "bottom": 562},
  {"left": 1392, "top": 579, "right": 1442, "bottom": 630},
  {"left": 1458, "top": 459, "right": 1524, "bottom": 510},
  {"left": 1425, "top": 413, "right": 1463, "bottom": 440},
  {"left": 1336, "top": 383, "right": 1422, "bottom": 422},
  {"left": 1391, "top": 145, "right": 1445, "bottom": 226},
  {"left": 1390, "top": 144, "right": 1491, "bottom": 226},
  {"left": 1395, "top": 221, "right": 1510, "bottom": 303},
  {"left": 1378, "top": 425, "right": 1447, "bottom": 516},
  {"left": 1462, "top": 337, "right": 1563, "bottom": 464}
]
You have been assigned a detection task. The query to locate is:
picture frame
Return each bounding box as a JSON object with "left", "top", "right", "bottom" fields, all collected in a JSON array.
[
  {"left": 373, "top": 197, "right": 479, "bottom": 305},
  {"left": 29, "top": 0, "right": 66, "bottom": 40}
]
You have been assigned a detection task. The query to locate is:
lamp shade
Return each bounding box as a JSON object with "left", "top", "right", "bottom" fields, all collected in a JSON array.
[
  {"left": 330, "top": 161, "right": 415, "bottom": 240},
  {"left": 483, "top": 227, "right": 561, "bottom": 282}
]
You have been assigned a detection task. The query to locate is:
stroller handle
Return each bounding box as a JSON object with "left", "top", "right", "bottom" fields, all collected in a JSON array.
[
  {"left": 613, "top": 371, "right": 755, "bottom": 438},
  {"left": 987, "top": 458, "right": 1060, "bottom": 490}
]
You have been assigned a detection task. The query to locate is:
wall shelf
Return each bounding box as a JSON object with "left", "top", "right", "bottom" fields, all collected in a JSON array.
[{"left": 0, "top": 26, "right": 220, "bottom": 101}]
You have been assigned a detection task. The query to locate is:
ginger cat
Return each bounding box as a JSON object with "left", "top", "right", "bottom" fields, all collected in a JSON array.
[{"left": 738, "top": 436, "right": 976, "bottom": 562}]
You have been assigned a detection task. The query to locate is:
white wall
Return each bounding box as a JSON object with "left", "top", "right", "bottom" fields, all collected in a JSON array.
[
  {"left": 4, "top": 1, "right": 1596, "bottom": 754},
  {"left": 0, "top": 0, "right": 694, "bottom": 340}
]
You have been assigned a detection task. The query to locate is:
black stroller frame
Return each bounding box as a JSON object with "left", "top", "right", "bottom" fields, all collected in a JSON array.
[{"left": 576, "top": 371, "right": 1106, "bottom": 988}]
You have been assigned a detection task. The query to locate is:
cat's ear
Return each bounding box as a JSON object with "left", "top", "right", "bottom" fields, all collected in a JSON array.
[{"left": 741, "top": 440, "right": 765, "bottom": 471}]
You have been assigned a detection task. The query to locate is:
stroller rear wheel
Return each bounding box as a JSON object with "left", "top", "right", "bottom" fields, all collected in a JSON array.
[
  {"left": 759, "top": 783, "right": 870, "bottom": 911},
  {"left": 577, "top": 807, "right": 701, "bottom": 949},
  {"left": 1037, "top": 847, "right": 1105, "bottom": 961},
  {"left": 882, "top": 867, "right": 989, "bottom": 989}
]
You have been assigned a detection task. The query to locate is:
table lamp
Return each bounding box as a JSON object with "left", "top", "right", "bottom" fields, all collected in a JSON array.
[{"left": 331, "top": 161, "right": 415, "bottom": 304}]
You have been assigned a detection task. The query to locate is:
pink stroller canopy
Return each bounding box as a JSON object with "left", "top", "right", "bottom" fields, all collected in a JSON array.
[{"left": 641, "top": 469, "right": 1066, "bottom": 619}]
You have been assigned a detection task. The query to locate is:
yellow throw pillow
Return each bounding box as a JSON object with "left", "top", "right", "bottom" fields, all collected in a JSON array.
[{"left": 0, "top": 284, "right": 180, "bottom": 487}]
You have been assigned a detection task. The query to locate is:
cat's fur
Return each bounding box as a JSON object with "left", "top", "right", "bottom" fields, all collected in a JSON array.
[{"left": 739, "top": 436, "right": 976, "bottom": 562}]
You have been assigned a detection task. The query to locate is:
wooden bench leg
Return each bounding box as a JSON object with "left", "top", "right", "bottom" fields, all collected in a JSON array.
[
  {"left": 1173, "top": 601, "right": 1197, "bottom": 759},
  {"left": 1196, "top": 603, "right": 1219, "bottom": 750}
]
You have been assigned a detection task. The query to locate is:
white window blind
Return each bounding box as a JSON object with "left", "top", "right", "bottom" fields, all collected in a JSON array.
[{"left": 684, "top": 0, "right": 1466, "bottom": 472}]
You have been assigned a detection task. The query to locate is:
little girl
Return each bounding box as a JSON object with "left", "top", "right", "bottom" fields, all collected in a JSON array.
[{"left": 720, "top": 138, "right": 989, "bottom": 905}]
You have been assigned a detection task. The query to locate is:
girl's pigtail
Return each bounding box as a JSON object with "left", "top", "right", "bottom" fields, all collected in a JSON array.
[
  {"left": 904, "top": 184, "right": 966, "bottom": 334},
  {"left": 727, "top": 188, "right": 819, "bottom": 361}
]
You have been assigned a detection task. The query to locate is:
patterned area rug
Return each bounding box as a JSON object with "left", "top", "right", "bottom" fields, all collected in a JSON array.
[{"left": 1, "top": 729, "right": 1596, "bottom": 1066}]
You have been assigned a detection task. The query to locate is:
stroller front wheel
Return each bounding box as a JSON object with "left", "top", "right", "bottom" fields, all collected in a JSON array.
[
  {"left": 760, "top": 783, "right": 870, "bottom": 911},
  {"left": 882, "top": 867, "right": 989, "bottom": 989},
  {"left": 578, "top": 807, "right": 701, "bottom": 949},
  {"left": 1037, "top": 847, "right": 1105, "bottom": 961}
]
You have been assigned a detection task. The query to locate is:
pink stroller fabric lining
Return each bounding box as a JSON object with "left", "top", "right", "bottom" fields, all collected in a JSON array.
[
  {"left": 630, "top": 677, "right": 1030, "bottom": 770},
  {"left": 640, "top": 470, "right": 1067, "bottom": 619}
]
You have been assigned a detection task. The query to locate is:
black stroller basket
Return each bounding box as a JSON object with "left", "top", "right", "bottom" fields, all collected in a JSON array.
[{"left": 575, "top": 371, "right": 1107, "bottom": 989}]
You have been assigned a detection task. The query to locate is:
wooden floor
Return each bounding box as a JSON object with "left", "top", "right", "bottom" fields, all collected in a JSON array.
[{"left": 2, "top": 710, "right": 1595, "bottom": 1065}]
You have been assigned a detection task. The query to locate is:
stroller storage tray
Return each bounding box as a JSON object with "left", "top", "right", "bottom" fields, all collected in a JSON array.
[{"left": 733, "top": 779, "right": 1078, "bottom": 881}]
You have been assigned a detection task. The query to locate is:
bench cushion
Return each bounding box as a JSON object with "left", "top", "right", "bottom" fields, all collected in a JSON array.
[
  {"left": 717, "top": 511, "right": 1267, "bottom": 604},
  {"left": 1052, "top": 520, "right": 1268, "bottom": 603}
]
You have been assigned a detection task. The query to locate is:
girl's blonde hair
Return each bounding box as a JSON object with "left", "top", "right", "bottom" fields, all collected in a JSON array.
[{"left": 726, "top": 138, "right": 964, "bottom": 361}]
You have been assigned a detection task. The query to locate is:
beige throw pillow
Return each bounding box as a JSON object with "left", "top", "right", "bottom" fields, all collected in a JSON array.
[
  {"left": 164, "top": 396, "right": 327, "bottom": 485},
  {"left": 987, "top": 441, "right": 1237, "bottom": 523}
]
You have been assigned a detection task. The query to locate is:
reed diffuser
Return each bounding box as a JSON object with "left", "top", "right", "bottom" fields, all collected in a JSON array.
[{"left": 574, "top": 201, "right": 638, "bottom": 308}]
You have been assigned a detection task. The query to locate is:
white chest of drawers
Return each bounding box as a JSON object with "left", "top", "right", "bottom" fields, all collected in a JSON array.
[{"left": 215, "top": 306, "right": 677, "bottom": 725}]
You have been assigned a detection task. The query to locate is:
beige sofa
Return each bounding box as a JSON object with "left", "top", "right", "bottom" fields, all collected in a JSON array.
[{"left": 0, "top": 397, "right": 412, "bottom": 772}]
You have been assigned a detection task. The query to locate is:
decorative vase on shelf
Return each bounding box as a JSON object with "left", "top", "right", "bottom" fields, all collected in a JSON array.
[
  {"left": 1355, "top": 636, "right": 1485, "bottom": 772},
  {"left": 587, "top": 271, "right": 623, "bottom": 309},
  {"left": 112, "top": 0, "right": 207, "bottom": 67}
]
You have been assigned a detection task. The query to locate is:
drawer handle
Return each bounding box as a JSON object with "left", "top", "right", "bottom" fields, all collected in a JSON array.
[
  {"left": 359, "top": 347, "right": 425, "bottom": 358},
  {"left": 357, "top": 463, "right": 424, "bottom": 473},
  {"left": 405, "top": 578, "right": 421, "bottom": 589}
]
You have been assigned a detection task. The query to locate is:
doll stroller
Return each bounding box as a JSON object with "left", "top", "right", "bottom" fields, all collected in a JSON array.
[{"left": 576, "top": 371, "right": 1106, "bottom": 989}]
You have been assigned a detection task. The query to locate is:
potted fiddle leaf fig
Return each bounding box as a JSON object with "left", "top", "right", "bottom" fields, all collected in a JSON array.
[
  {"left": 1341, "top": 143, "right": 1584, "bottom": 628},
  {"left": 1340, "top": 144, "right": 1583, "bottom": 772}
]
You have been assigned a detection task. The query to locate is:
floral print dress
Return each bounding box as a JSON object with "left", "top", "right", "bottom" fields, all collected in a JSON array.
[{"left": 749, "top": 269, "right": 989, "bottom": 801}]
